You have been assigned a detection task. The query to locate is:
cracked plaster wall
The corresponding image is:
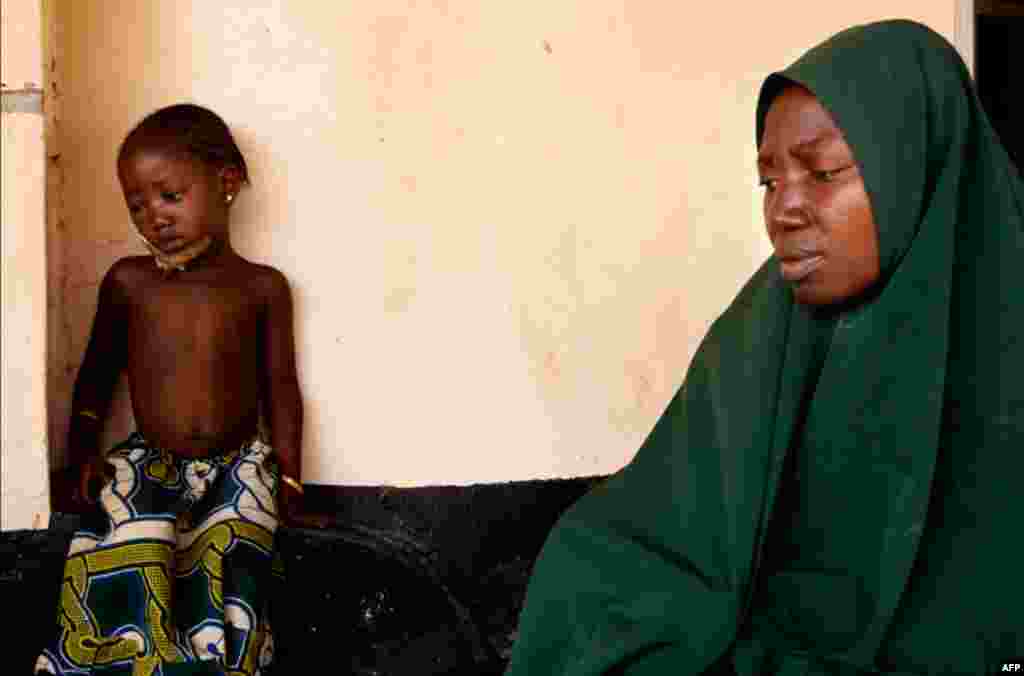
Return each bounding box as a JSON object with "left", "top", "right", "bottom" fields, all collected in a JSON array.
[{"left": 44, "top": 1, "right": 960, "bottom": 489}]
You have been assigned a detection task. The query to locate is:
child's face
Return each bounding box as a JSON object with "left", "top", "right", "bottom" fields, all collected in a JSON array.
[{"left": 118, "top": 149, "right": 231, "bottom": 253}]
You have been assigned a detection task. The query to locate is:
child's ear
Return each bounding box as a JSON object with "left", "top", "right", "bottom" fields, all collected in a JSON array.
[{"left": 219, "top": 165, "right": 243, "bottom": 202}]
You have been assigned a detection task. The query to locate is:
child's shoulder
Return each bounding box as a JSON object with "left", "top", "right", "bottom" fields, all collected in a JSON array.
[
  {"left": 104, "top": 255, "right": 154, "bottom": 287},
  {"left": 230, "top": 260, "right": 292, "bottom": 309},
  {"left": 242, "top": 260, "right": 292, "bottom": 292}
]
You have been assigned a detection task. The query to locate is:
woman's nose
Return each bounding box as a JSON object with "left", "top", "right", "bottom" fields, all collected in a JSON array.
[{"left": 767, "top": 182, "right": 810, "bottom": 236}]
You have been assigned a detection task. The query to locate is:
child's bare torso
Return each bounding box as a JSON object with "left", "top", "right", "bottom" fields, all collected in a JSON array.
[{"left": 115, "top": 254, "right": 272, "bottom": 457}]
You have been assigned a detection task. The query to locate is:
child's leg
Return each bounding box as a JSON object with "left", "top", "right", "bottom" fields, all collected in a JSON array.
[
  {"left": 35, "top": 434, "right": 186, "bottom": 675},
  {"left": 174, "top": 439, "right": 279, "bottom": 675}
]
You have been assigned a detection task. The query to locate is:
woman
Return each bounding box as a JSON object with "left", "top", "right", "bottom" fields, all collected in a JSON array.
[{"left": 506, "top": 20, "right": 1022, "bottom": 675}]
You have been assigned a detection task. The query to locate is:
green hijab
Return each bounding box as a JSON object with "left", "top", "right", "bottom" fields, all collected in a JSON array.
[{"left": 506, "top": 20, "right": 1022, "bottom": 676}]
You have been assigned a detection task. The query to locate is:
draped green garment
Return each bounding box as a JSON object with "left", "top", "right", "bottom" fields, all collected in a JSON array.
[{"left": 505, "top": 20, "right": 1022, "bottom": 676}]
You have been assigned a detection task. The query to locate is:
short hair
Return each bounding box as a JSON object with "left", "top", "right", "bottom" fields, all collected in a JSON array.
[{"left": 118, "top": 104, "right": 250, "bottom": 184}]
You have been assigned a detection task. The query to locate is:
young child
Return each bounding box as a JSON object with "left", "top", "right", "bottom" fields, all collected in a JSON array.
[{"left": 36, "top": 104, "right": 305, "bottom": 676}]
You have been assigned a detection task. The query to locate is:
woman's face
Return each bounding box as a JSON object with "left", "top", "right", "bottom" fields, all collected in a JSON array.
[{"left": 758, "top": 85, "right": 880, "bottom": 306}]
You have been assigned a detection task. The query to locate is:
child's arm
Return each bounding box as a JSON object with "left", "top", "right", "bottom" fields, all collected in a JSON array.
[
  {"left": 69, "top": 262, "right": 129, "bottom": 503},
  {"left": 260, "top": 268, "right": 305, "bottom": 522}
]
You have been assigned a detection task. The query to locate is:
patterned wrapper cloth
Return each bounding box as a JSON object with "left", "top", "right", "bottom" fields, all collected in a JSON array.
[{"left": 36, "top": 433, "right": 284, "bottom": 676}]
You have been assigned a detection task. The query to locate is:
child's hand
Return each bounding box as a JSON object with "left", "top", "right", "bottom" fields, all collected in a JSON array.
[{"left": 74, "top": 454, "right": 112, "bottom": 508}]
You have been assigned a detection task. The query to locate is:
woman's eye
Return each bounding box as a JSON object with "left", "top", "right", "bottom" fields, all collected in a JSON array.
[
  {"left": 758, "top": 177, "right": 777, "bottom": 192},
  {"left": 162, "top": 191, "right": 183, "bottom": 202},
  {"left": 812, "top": 166, "right": 850, "bottom": 183}
]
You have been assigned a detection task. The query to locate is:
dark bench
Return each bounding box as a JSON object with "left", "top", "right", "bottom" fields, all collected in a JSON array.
[{"left": 2, "top": 476, "right": 604, "bottom": 675}]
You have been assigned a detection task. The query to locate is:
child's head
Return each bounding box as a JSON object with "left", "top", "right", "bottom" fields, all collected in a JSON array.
[
  {"left": 118, "top": 103, "right": 250, "bottom": 184},
  {"left": 117, "top": 104, "right": 249, "bottom": 262}
]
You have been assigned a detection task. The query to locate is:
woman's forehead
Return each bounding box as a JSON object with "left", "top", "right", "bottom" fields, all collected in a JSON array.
[{"left": 759, "top": 87, "right": 849, "bottom": 155}]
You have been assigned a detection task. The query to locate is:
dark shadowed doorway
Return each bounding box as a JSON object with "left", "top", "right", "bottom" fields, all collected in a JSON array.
[{"left": 976, "top": 0, "right": 1023, "bottom": 171}]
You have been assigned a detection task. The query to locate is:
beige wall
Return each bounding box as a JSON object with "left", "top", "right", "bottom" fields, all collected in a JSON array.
[
  {"left": 2, "top": 0, "right": 51, "bottom": 529},
  {"left": 47, "top": 1, "right": 960, "bottom": 489}
]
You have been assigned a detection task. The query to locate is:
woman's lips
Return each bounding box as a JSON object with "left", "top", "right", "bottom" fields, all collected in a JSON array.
[{"left": 779, "top": 255, "right": 825, "bottom": 282}]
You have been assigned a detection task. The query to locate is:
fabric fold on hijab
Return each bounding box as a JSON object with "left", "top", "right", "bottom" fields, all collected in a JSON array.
[{"left": 505, "top": 19, "right": 1022, "bottom": 676}]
